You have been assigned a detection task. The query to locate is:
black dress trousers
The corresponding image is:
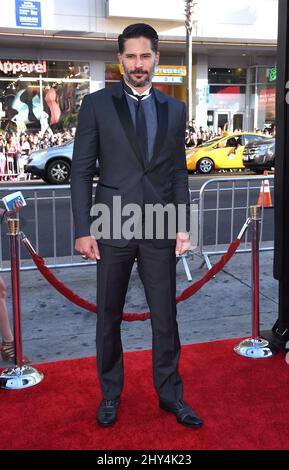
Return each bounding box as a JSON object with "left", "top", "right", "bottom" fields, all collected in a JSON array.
[{"left": 96, "top": 239, "right": 183, "bottom": 403}]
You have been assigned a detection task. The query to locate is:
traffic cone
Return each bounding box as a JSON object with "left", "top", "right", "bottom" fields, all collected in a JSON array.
[{"left": 257, "top": 171, "right": 272, "bottom": 207}]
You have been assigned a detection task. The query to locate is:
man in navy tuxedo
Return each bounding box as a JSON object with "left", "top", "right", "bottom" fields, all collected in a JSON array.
[{"left": 71, "top": 23, "right": 203, "bottom": 429}]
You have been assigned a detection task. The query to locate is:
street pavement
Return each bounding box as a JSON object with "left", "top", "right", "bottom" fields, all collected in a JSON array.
[{"left": 0, "top": 248, "right": 278, "bottom": 366}]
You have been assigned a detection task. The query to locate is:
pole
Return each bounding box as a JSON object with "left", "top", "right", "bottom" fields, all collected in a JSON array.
[
  {"left": 269, "top": 0, "right": 289, "bottom": 349},
  {"left": 186, "top": 28, "right": 193, "bottom": 123},
  {"left": 185, "top": 0, "right": 196, "bottom": 124},
  {"left": 234, "top": 206, "right": 276, "bottom": 358},
  {"left": 251, "top": 206, "right": 260, "bottom": 341},
  {"left": 0, "top": 217, "right": 44, "bottom": 390},
  {"left": 8, "top": 218, "right": 23, "bottom": 368}
]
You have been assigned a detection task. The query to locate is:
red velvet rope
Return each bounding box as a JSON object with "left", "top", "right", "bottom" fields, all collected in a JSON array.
[{"left": 29, "top": 239, "right": 241, "bottom": 322}]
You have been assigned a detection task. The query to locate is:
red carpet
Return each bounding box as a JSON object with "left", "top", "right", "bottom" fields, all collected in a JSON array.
[{"left": 1, "top": 338, "right": 289, "bottom": 450}]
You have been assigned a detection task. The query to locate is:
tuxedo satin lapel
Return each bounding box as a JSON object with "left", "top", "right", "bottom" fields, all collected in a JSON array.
[
  {"left": 112, "top": 93, "right": 144, "bottom": 169},
  {"left": 148, "top": 94, "right": 168, "bottom": 171}
]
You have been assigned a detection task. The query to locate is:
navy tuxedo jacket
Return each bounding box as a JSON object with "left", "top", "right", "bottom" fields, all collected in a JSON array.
[{"left": 71, "top": 81, "right": 190, "bottom": 247}]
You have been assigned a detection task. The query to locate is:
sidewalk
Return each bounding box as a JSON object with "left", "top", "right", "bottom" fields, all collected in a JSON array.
[{"left": 0, "top": 250, "right": 278, "bottom": 366}]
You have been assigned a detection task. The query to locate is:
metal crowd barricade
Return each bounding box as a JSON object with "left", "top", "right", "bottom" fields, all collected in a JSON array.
[
  {"left": 1, "top": 178, "right": 274, "bottom": 274},
  {"left": 197, "top": 175, "right": 274, "bottom": 270},
  {"left": 0, "top": 184, "right": 98, "bottom": 272},
  {"left": 0, "top": 155, "right": 23, "bottom": 181},
  {"left": 176, "top": 188, "right": 200, "bottom": 281},
  {"left": 0, "top": 184, "right": 202, "bottom": 279}
]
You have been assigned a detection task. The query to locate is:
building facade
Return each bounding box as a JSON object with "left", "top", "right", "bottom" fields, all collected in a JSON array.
[{"left": 0, "top": 0, "right": 278, "bottom": 133}]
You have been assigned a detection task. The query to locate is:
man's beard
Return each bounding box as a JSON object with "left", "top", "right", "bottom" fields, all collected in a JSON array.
[{"left": 123, "top": 66, "right": 154, "bottom": 89}]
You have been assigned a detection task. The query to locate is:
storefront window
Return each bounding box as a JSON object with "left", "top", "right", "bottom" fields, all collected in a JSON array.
[
  {"left": 249, "top": 66, "right": 276, "bottom": 130},
  {"left": 208, "top": 85, "right": 246, "bottom": 130},
  {"left": 0, "top": 59, "right": 90, "bottom": 133},
  {"left": 249, "top": 67, "right": 256, "bottom": 84},
  {"left": 249, "top": 83, "right": 276, "bottom": 130},
  {"left": 208, "top": 68, "right": 247, "bottom": 85},
  {"left": 210, "top": 85, "right": 246, "bottom": 96},
  {"left": 43, "top": 61, "right": 90, "bottom": 79},
  {"left": 0, "top": 79, "right": 40, "bottom": 132},
  {"left": 256, "top": 66, "right": 277, "bottom": 84},
  {"left": 42, "top": 80, "right": 89, "bottom": 130},
  {"left": 208, "top": 68, "right": 247, "bottom": 131}
]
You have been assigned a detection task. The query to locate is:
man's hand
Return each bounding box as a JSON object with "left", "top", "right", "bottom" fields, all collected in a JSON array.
[
  {"left": 75, "top": 236, "right": 100, "bottom": 260},
  {"left": 175, "top": 232, "right": 191, "bottom": 256}
]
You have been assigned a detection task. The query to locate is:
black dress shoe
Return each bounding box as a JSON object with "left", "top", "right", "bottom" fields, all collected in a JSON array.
[
  {"left": 159, "top": 399, "right": 203, "bottom": 428},
  {"left": 97, "top": 398, "right": 120, "bottom": 427}
]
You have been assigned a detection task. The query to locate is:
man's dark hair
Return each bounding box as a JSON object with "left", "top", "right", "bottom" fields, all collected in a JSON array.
[{"left": 118, "top": 23, "right": 159, "bottom": 54}]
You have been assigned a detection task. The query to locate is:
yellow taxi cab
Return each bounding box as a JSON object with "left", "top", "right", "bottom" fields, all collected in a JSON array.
[{"left": 186, "top": 132, "right": 270, "bottom": 174}]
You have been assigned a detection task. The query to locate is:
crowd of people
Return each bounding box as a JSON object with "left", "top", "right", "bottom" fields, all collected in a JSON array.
[
  {"left": 0, "top": 120, "right": 276, "bottom": 180},
  {"left": 0, "top": 129, "right": 75, "bottom": 180},
  {"left": 185, "top": 119, "right": 276, "bottom": 148}
]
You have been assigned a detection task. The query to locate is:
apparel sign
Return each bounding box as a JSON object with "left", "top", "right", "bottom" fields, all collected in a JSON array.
[{"left": 0, "top": 60, "right": 47, "bottom": 75}]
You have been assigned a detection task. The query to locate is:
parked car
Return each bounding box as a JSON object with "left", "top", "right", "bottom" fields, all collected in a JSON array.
[
  {"left": 24, "top": 139, "right": 99, "bottom": 184},
  {"left": 186, "top": 132, "right": 270, "bottom": 174},
  {"left": 242, "top": 138, "right": 275, "bottom": 173}
]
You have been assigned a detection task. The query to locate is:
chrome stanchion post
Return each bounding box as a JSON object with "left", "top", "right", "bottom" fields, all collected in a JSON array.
[
  {"left": 0, "top": 217, "right": 44, "bottom": 389},
  {"left": 252, "top": 206, "right": 261, "bottom": 342},
  {"left": 9, "top": 218, "right": 23, "bottom": 368},
  {"left": 234, "top": 206, "right": 277, "bottom": 358}
]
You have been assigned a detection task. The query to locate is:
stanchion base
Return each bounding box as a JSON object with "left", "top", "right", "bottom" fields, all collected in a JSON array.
[
  {"left": 234, "top": 337, "right": 277, "bottom": 359},
  {"left": 0, "top": 365, "right": 44, "bottom": 389}
]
